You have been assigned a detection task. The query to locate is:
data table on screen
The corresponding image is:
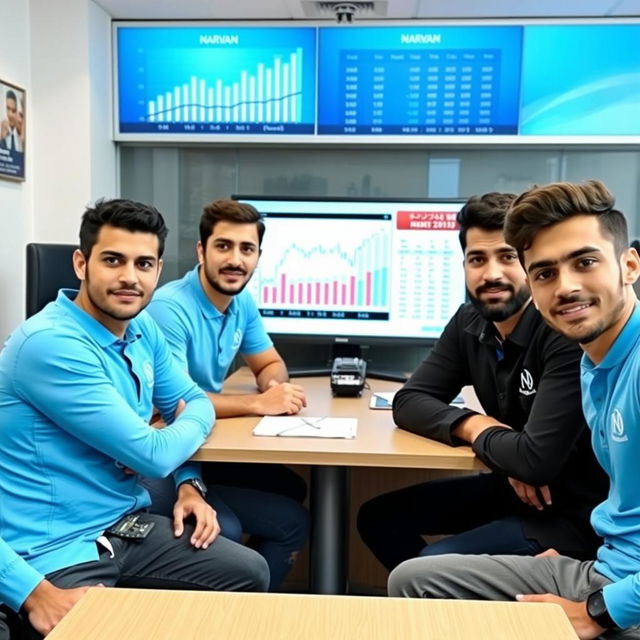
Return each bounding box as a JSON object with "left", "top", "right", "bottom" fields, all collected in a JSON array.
[
  {"left": 239, "top": 199, "right": 467, "bottom": 341},
  {"left": 318, "top": 26, "right": 522, "bottom": 136}
]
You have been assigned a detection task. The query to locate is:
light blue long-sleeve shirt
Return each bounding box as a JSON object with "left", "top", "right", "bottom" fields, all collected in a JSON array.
[
  {"left": 0, "top": 290, "right": 214, "bottom": 611},
  {"left": 583, "top": 305, "right": 640, "bottom": 628}
]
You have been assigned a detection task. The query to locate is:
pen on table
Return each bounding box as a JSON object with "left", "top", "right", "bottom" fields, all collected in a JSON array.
[{"left": 276, "top": 417, "right": 326, "bottom": 436}]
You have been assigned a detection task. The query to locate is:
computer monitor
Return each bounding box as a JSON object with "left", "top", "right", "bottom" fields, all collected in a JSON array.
[{"left": 233, "top": 196, "right": 467, "bottom": 360}]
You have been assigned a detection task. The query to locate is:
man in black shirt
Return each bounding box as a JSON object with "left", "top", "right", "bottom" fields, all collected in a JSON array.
[{"left": 357, "top": 192, "right": 607, "bottom": 572}]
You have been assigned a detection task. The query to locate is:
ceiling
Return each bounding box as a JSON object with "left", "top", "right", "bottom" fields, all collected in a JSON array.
[{"left": 95, "top": 0, "right": 640, "bottom": 21}]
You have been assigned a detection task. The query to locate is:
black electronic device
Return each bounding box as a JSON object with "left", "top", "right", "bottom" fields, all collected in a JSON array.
[
  {"left": 106, "top": 513, "right": 155, "bottom": 540},
  {"left": 330, "top": 357, "right": 366, "bottom": 397}
]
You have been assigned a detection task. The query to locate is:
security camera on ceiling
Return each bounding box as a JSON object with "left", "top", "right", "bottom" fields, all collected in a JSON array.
[{"left": 333, "top": 2, "right": 358, "bottom": 23}]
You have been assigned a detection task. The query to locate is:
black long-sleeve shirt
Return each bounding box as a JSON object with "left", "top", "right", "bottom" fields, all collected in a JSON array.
[{"left": 393, "top": 302, "right": 608, "bottom": 552}]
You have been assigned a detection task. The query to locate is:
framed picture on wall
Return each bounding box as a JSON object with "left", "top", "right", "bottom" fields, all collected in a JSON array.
[{"left": 0, "top": 79, "right": 26, "bottom": 182}]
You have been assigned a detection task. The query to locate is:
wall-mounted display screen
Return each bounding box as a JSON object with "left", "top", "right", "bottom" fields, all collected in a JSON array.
[
  {"left": 520, "top": 24, "right": 640, "bottom": 136},
  {"left": 114, "top": 21, "right": 640, "bottom": 143},
  {"left": 233, "top": 196, "right": 467, "bottom": 343},
  {"left": 317, "top": 26, "right": 523, "bottom": 136},
  {"left": 116, "top": 26, "right": 317, "bottom": 136}
]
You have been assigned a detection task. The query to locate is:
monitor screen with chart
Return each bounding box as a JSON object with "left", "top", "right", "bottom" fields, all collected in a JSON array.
[
  {"left": 233, "top": 196, "right": 467, "bottom": 345},
  {"left": 115, "top": 25, "right": 317, "bottom": 138}
]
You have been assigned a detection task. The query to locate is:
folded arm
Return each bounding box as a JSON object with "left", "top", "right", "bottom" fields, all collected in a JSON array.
[{"left": 14, "top": 329, "right": 213, "bottom": 479}]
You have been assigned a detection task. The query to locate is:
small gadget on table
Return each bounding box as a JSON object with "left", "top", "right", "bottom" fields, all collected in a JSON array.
[{"left": 330, "top": 357, "right": 366, "bottom": 397}]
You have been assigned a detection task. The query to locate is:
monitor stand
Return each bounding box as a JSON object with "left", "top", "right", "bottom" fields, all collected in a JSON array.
[{"left": 288, "top": 343, "right": 410, "bottom": 383}]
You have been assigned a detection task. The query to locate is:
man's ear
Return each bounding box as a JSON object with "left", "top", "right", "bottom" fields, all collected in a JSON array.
[
  {"left": 525, "top": 276, "right": 539, "bottom": 309},
  {"left": 621, "top": 247, "right": 640, "bottom": 286},
  {"left": 72, "top": 249, "right": 87, "bottom": 281},
  {"left": 155, "top": 258, "right": 164, "bottom": 287},
  {"left": 196, "top": 241, "right": 204, "bottom": 265}
]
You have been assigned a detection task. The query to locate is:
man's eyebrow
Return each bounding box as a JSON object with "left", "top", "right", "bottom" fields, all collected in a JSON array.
[
  {"left": 527, "top": 246, "right": 602, "bottom": 274},
  {"left": 213, "top": 237, "right": 257, "bottom": 247},
  {"left": 465, "top": 246, "right": 515, "bottom": 257},
  {"left": 99, "top": 250, "right": 157, "bottom": 262}
]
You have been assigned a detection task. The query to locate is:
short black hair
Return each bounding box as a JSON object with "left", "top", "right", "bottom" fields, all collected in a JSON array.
[
  {"left": 79, "top": 198, "right": 168, "bottom": 258},
  {"left": 199, "top": 199, "right": 265, "bottom": 247},
  {"left": 5, "top": 89, "right": 16, "bottom": 103},
  {"left": 457, "top": 192, "right": 517, "bottom": 251}
]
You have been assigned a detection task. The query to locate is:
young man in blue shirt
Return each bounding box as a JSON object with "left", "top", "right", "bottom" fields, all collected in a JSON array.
[
  {"left": 389, "top": 180, "right": 640, "bottom": 639},
  {"left": 147, "top": 199, "right": 308, "bottom": 591},
  {"left": 0, "top": 199, "right": 269, "bottom": 639}
]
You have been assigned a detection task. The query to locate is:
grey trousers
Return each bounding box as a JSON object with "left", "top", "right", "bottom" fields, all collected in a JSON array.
[
  {"left": 14, "top": 513, "right": 270, "bottom": 639},
  {"left": 0, "top": 616, "right": 9, "bottom": 640},
  {"left": 388, "top": 553, "right": 640, "bottom": 639}
]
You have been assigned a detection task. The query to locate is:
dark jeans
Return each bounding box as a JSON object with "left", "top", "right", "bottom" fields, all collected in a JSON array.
[
  {"left": 201, "top": 462, "right": 307, "bottom": 503},
  {"left": 9, "top": 513, "right": 269, "bottom": 639},
  {"left": 143, "top": 464, "right": 309, "bottom": 591},
  {"left": 357, "top": 472, "right": 549, "bottom": 572}
]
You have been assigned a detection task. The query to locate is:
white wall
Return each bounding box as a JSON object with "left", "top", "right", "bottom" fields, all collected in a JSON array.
[
  {"left": 0, "top": 0, "right": 32, "bottom": 339},
  {"left": 0, "top": 0, "right": 116, "bottom": 339},
  {"left": 30, "top": 0, "right": 115, "bottom": 243}
]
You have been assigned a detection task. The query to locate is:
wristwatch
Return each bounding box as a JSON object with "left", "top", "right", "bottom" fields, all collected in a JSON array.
[
  {"left": 586, "top": 588, "right": 617, "bottom": 630},
  {"left": 179, "top": 478, "right": 207, "bottom": 499}
]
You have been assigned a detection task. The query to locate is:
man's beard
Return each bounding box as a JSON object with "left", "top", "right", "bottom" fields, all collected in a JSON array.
[
  {"left": 204, "top": 264, "right": 253, "bottom": 297},
  {"left": 551, "top": 294, "right": 625, "bottom": 346},
  {"left": 85, "top": 270, "right": 147, "bottom": 322},
  {"left": 468, "top": 281, "right": 531, "bottom": 322}
]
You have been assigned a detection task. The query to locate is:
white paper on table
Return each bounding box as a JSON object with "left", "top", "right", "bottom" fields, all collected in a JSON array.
[{"left": 252, "top": 416, "right": 357, "bottom": 439}]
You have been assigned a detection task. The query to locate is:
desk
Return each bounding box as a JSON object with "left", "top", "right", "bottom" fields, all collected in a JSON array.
[
  {"left": 47, "top": 588, "right": 578, "bottom": 640},
  {"left": 193, "top": 369, "right": 485, "bottom": 594}
]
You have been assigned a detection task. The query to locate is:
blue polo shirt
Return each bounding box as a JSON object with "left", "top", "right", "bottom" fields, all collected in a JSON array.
[
  {"left": 582, "top": 304, "right": 640, "bottom": 628},
  {"left": 148, "top": 266, "right": 273, "bottom": 392},
  {"left": 0, "top": 290, "right": 213, "bottom": 611}
]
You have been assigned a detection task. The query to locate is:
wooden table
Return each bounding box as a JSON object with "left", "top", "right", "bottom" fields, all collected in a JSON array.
[
  {"left": 47, "top": 588, "right": 578, "bottom": 640},
  {"left": 192, "top": 369, "right": 485, "bottom": 594}
]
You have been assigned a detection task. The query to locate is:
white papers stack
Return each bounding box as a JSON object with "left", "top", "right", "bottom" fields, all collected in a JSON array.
[{"left": 252, "top": 416, "right": 357, "bottom": 439}]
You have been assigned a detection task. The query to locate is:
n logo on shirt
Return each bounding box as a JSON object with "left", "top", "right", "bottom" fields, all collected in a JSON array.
[
  {"left": 232, "top": 329, "right": 243, "bottom": 350},
  {"left": 143, "top": 361, "right": 154, "bottom": 388},
  {"left": 519, "top": 368, "right": 536, "bottom": 396},
  {"left": 611, "top": 408, "right": 628, "bottom": 443}
]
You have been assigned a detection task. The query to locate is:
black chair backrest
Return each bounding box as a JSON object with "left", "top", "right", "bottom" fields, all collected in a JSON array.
[{"left": 25, "top": 243, "right": 80, "bottom": 318}]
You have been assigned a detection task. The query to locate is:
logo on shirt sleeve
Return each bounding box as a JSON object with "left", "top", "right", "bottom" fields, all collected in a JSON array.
[
  {"left": 611, "top": 408, "right": 628, "bottom": 443},
  {"left": 143, "top": 361, "right": 154, "bottom": 388},
  {"left": 519, "top": 368, "right": 537, "bottom": 396}
]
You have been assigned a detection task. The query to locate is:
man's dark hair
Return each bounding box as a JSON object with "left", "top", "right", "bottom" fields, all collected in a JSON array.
[
  {"left": 199, "top": 199, "right": 265, "bottom": 247},
  {"left": 457, "top": 192, "right": 517, "bottom": 251},
  {"left": 504, "top": 180, "right": 628, "bottom": 261},
  {"left": 5, "top": 89, "right": 16, "bottom": 103},
  {"left": 79, "top": 198, "right": 168, "bottom": 257}
]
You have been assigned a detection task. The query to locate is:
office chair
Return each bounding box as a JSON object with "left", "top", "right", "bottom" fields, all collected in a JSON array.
[{"left": 25, "top": 243, "right": 79, "bottom": 317}]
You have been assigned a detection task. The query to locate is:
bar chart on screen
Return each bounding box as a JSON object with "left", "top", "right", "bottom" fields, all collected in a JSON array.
[
  {"left": 117, "top": 26, "right": 316, "bottom": 135},
  {"left": 144, "top": 50, "right": 305, "bottom": 127},
  {"left": 250, "top": 211, "right": 392, "bottom": 322}
]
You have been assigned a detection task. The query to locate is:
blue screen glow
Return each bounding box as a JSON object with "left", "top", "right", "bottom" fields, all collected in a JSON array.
[
  {"left": 117, "top": 26, "right": 317, "bottom": 135},
  {"left": 317, "top": 26, "right": 523, "bottom": 136}
]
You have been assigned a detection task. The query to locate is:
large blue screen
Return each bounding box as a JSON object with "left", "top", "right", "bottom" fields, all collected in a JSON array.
[
  {"left": 520, "top": 24, "right": 640, "bottom": 136},
  {"left": 317, "top": 26, "right": 523, "bottom": 136},
  {"left": 117, "top": 26, "right": 317, "bottom": 135}
]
